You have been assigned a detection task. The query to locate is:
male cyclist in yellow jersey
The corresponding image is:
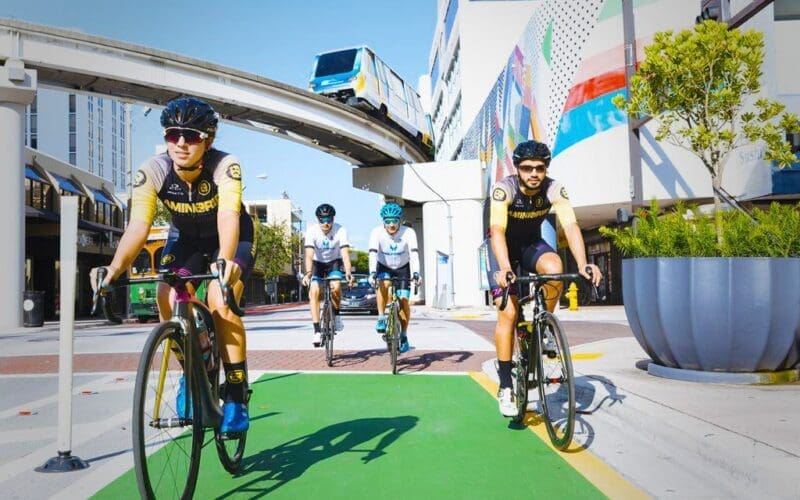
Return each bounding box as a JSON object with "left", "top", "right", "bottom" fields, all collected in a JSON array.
[
  {"left": 487, "top": 140, "right": 602, "bottom": 417},
  {"left": 91, "top": 97, "right": 256, "bottom": 432}
]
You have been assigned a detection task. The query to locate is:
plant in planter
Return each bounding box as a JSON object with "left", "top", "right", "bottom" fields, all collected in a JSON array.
[{"left": 607, "top": 20, "right": 800, "bottom": 374}]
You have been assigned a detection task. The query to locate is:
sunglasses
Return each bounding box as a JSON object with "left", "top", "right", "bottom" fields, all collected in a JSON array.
[
  {"left": 383, "top": 218, "right": 400, "bottom": 225},
  {"left": 164, "top": 127, "right": 208, "bottom": 145},
  {"left": 518, "top": 164, "right": 547, "bottom": 174},
  {"left": 318, "top": 217, "right": 333, "bottom": 224}
]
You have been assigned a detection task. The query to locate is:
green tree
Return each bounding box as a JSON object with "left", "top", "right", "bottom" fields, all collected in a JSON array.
[
  {"left": 350, "top": 249, "right": 369, "bottom": 275},
  {"left": 253, "top": 221, "right": 293, "bottom": 280},
  {"left": 613, "top": 20, "right": 800, "bottom": 244}
]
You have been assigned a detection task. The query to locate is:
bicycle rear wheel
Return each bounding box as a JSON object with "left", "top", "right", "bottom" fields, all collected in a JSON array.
[
  {"left": 133, "top": 322, "right": 202, "bottom": 500},
  {"left": 512, "top": 330, "right": 532, "bottom": 424},
  {"left": 322, "top": 299, "right": 334, "bottom": 367},
  {"left": 386, "top": 304, "right": 400, "bottom": 374},
  {"left": 536, "top": 312, "right": 575, "bottom": 450}
]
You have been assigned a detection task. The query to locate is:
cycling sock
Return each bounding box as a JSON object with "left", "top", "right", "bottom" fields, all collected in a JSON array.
[
  {"left": 223, "top": 361, "right": 248, "bottom": 403},
  {"left": 313, "top": 322, "right": 321, "bottom": 333},
  {"left": 498, "top": 360, "right": 513, "bottom": 389},
  {"left": 333, "top": 305, "right": 340, "bottom": 315}
]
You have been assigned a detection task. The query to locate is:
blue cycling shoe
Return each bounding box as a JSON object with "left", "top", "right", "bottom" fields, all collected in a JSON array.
[
  {"left": 375, "top": 316, "right": 387, "bottom": 333},
  {"left": 176, "top": 375, "right": 192, "bottom": 419},
  {"left": 399, "top": 336, "right": 410, "bottom": 353},
  {"left": 220, "top": 402, "right": 250, "bottom": 433}
]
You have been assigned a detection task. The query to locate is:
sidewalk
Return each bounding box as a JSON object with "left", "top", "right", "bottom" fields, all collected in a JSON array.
[{"left": 1, "top": 304, "right": 798, "bottom": 498}]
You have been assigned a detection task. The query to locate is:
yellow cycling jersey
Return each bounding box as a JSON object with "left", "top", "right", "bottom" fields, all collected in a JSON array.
[
  {"left": 130, "top": 149, "right": 242, "bottom": 237},
  {"left": 489, "top": 175, "right": 577, "bottom": 244}
]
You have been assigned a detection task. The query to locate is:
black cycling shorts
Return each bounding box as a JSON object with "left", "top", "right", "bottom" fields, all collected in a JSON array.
[
  {"left": 311, "top": 259, "right": 345, "bottom": 282},
  {"left": 486, "top": 239, "right": 556, "bottom": 298},
  {"left": 159, "top": 212, "right": 256, "bottom": 282}
]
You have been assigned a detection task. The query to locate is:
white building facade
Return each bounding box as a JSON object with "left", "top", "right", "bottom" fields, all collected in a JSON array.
[{"left": 411, "top": 0, "right": 800, "bottom": 306}]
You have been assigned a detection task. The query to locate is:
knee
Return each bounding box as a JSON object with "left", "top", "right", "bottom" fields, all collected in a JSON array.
[{"left": 538, "top": 256, "right": 563, "bottom": 275}]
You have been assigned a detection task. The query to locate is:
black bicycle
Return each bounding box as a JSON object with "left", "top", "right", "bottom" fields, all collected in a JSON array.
[
  {"left": 376, "top": 277, "right": 417, "bottom": 375},
  {"left": 499, "top": 269, "right": 594, "bottom": 450},
  {"left": 319, "top": 276, "right": 341, "bottom": 367},
  {"left": 94, "top": 260, "right": 248, "bottom": 499}
]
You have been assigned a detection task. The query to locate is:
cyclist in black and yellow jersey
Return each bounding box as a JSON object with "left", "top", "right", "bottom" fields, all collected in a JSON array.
[
  {"left": 487, "top": 140, "right": 602, "bottom": 417},
  {"left": 91, "top": 97, "right": 256, "bottom": 432}
]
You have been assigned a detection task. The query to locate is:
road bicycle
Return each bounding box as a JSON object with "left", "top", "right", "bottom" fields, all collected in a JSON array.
[
  {"left": 376, "top": 277, "right": 417, "bottom": 375},
  {"left": 94, "top": 260, "right": 248, "bottom": 499},
  {"left": 499, "top": 269, "right": 594, "bottom": 450},
  {"left": 318, "top": 276, "right": 341, "bottom": 367}
]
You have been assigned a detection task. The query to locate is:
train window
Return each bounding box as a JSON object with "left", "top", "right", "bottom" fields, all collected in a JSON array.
[{"left": 315, "top": 49, "right": 358, "bottom": 77}]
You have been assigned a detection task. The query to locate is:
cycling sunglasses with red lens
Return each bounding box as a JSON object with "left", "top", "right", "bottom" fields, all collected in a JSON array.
[{"left": 164, "top": 127, "right": 208, "bottom": 145}]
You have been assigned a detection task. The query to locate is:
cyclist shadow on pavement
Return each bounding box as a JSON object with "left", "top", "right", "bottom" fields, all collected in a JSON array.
[
  {"left": 506, "top": 374, "right": 625, "bottom": 452},
  {"left": 221, "top": 416, "right": 419, "bottom": 498},
  {"left": 397, "top": 351, "right": 473, "bottom": 373},
  {"left": 327, "top": 348, "right": 389, "bottom": 367},
  {"left": 573, "top": 374, "right": 626, "bottom": 451}
]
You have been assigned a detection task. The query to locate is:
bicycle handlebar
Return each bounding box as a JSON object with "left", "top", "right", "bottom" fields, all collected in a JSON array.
[
  {"left": 92, "top": 261, "right": 245, "bottom": 323},
  {"left": 372, "top": 276, "right": 419, "bottom": 296},
  {"left": 499, "top": 267, "right": 598, "bottom": 311}
]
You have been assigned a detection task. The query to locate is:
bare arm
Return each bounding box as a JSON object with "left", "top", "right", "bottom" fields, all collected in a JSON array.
[
  {"left": 217, "top": 210, "right": 240, "bottom": 261},
  {"left": 563, "top": 222, "right": 602, "bottom": 285}
]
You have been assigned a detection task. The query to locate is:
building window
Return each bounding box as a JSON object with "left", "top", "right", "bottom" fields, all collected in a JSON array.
[
  {"left": 444, "top": 0, "right": 459, "bottom": 44},
  {"left": 88, "top": 97, "right": 95, "bottom": 174},
  {"left": 29, "top": 95, "right": 37, "bottom": 150}
]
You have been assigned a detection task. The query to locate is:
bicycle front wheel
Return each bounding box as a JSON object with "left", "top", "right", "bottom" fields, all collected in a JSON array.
[
  {"left": 133, "top": 322, "right": 202, "bottom": 499},
  {"left": 536, "top": 312, "right": 576, "bottom": 450},
  {"left": 323, "top": 300, "right": 334, "bottom": 367},
  {"left": 386, "top": 305, "right": 400, "bottom": 374}
]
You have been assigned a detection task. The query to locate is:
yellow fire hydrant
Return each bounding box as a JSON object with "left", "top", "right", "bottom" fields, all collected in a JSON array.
[{"left": 566, "top": 282, "right": 579, "bottom": 311}]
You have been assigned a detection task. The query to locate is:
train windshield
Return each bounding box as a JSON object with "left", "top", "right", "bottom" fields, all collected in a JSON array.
[{"left": 314, "top": 49, "right": 359, "bottom": 77}]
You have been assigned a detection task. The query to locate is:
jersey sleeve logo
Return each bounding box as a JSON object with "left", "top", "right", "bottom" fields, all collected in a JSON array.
[
  {"left": 492, "top": 187, "right": 507, "bottom": 201},
  {"left": 133, "top": 171, "right": 147, "bottom": 188},
  {"left": 198, "top": 180, "right": 211, "bottom": 196},
  {"left": 226, "top": 164, "right": 242, "bottom": 181},
  {"left": 560, "top": 187, "right": 569, "bottom": 200}
]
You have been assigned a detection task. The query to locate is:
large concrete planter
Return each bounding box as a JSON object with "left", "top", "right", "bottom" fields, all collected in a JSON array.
[{"left": 622, "top": 257, "right": 800, "bottom": 372}]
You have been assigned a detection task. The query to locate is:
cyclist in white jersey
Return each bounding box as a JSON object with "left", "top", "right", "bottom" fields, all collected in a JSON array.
[
  {"left": 368, "top": 202, "right": 421, "bottom": 353},
  {"left": 301, "top": 203, "right": 353, "bottom": 347}
]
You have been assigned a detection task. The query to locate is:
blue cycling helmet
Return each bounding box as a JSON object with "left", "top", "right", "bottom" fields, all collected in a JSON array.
[{"left": 380, "top": 202, "right": 403, "bottom": 220}]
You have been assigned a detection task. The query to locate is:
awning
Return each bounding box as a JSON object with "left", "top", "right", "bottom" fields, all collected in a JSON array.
[
  {"left": 89, "top": 187, "right": 115, "bottom": 205},
  {"left": 25, "top": 165, "right": 50, "bottom": 184},
  {"left": 50, "top": 173, "right": 84, "bottom": 196}
]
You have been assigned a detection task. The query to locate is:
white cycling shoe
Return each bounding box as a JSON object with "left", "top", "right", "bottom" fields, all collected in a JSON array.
[
  {"left": 312, "top": 331, "right": 322, "bottom": 348},
  {"left": 497, "top": 387, "right": 518, "bottom": 417}
]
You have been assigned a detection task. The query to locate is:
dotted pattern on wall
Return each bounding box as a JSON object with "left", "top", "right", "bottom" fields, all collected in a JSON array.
[
  {"left": 527, "top": 0, "right": 604, "bottom": 144},
  {"left": 459, "top": 0, "right": 606, "bottom": 184}
]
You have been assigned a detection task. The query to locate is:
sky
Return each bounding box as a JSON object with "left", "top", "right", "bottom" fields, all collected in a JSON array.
[{"left": 0, "top": 0, "right": 437, "bottom": 251}]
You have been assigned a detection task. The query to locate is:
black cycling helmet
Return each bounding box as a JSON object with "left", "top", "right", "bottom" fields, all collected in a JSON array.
[
  {"left": 160, "top": 96, "right": 218, "bottom": 136},
  {"left": 512, "top": 140, "right": 551, "bottom": 167},
  {"left": 315, "top": 203, "right": 336, "bottom": 218}
]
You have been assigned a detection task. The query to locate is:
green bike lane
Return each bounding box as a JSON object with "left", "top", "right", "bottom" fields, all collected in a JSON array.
[{"left": 96, "top": 373, "right": 623, "bottom": 499}]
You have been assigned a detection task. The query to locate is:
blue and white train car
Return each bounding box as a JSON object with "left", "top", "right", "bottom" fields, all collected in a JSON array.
[{"left": 309, "top": 45, "right": 434, "bottom": 154}]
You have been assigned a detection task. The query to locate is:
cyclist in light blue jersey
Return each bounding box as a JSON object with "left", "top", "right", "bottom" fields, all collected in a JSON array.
[{"left": 368, "top": 202, "right": 421, "bottom": 354}]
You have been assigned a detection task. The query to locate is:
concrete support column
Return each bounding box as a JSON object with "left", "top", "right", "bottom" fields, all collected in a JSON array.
[{"left": 0, "top": 59, "right": 37, "bottom": 329}]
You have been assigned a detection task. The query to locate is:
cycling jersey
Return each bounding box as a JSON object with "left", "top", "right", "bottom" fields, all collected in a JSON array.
[
  {"left": 368, "top": 225, "right": 420, "bottom": 274},
  {"left": 489, "top": 175, "right": 576, "bottom": 246},
  {"left": 304, "top": 223, "right": 349, "bottom": 263},
  {"left": 130, "top": 149, "right": 243, "bottom": 238}
]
